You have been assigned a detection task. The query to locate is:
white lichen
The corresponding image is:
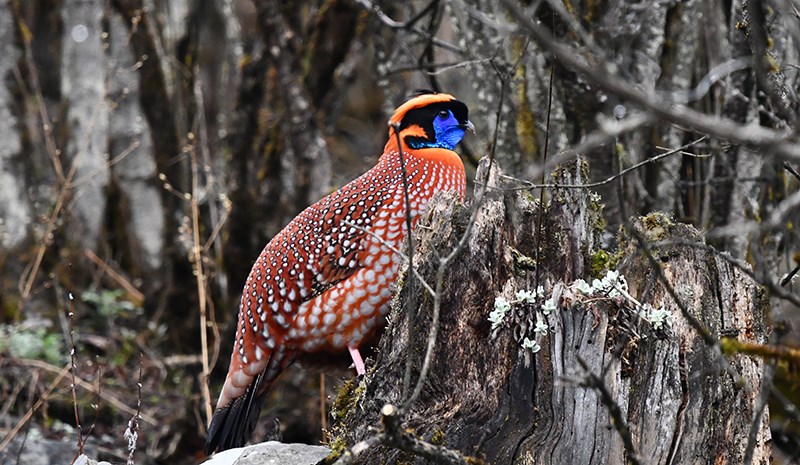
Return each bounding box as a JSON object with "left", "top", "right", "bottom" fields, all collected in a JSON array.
[
  {"left": 522, "top": 337, "right": 541, "bottom": 353},
  {"left": 489, "top": 296, "right": 511, "bottom": 329},
  {"left": 515, "top": 289, "right": 537, "bottom": 303},
  {"left": 574, "top": 278, "right": 593, "bottom": 295},
  {"left": 535, "top": 285, "right": 545, "bottom": 298},
  {"left": 541, "top": 295, "right": 557, "bottom": 315},
  {"left": 591, "top": 269, "right": 628, "bottom": 298},
  {"left": 637, "top": 303, "right": 673, "bottom": 330}
]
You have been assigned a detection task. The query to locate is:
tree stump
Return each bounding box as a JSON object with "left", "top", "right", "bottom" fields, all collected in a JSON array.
[{"left": 329, "top": 159, "right": 771, "bottom": 464}]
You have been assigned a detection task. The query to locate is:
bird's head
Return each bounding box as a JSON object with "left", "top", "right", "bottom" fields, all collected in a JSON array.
[{"left": 387, "top": 92, "right": 473, "bottom": 152}]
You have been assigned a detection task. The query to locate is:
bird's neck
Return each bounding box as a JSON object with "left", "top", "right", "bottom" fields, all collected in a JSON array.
[{"left": 382, "top": 138, "right": 465, "bottom": 172}]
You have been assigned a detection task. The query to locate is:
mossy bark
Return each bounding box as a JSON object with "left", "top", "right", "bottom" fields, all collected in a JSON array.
[{"left": 330, "top": 159, "right": 770, "bottom": 464}]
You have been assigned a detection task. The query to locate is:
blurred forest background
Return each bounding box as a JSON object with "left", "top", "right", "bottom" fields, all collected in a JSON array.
[{"left": 1, "top": 0, "right": 800, "bottom": 463}]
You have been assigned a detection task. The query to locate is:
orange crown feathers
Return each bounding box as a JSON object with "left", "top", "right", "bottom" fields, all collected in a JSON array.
[{"left": 388, "top": 92, "right": 458, "bottom": 131}]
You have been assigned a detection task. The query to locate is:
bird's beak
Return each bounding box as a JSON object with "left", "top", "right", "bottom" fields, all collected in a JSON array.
[{"left": 463, "top": 120, "right": 475, "bottom": 134}]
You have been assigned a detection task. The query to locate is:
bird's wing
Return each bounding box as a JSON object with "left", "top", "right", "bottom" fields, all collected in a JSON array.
[{"left": 302, "top": 171, "right": 395, "bottom": 300}]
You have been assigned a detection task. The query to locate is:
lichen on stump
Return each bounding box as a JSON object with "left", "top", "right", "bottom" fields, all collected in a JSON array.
[{"left": 327, "top": 158, "right": 770, "bottom": 465}]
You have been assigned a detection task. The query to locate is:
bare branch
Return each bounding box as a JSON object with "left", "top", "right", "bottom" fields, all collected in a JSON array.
[
  {"left": 500, "top": 136, "right": 709, "bottom": 190},
  {"left": 67, "top": 294, "right": 85, "bottom": 456},
  {"left": 521, "top": 113, "right": 656, "bottom": 183},
  {"left": 390, "top": 119, "right": 420, "bottom": 400},
  {"left": 0, "top": 364, "right": 70, "bottom": 454},
  {"left": 500, "top": 0, "right": 800, "bottom": 159},
  {"left": 354, "top": 0, "right": 464, "bottom": 54},
  {"left": 124, "top": 353, "right": 144, "bottom": 465},
  {"left": 333, "top": 404, "right": 478, "bottom": 465},
  {"left": 784, "top": 161, "right": 800, "bottom": 182}
]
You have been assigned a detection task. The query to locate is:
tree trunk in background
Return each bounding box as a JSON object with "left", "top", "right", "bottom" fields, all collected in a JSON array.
[
  {"left": 331, "top": 159, "right": 770, "bottom": 464},
  {"left": 106, "top": 11, "right": 165, "bottom": 275},
  {"left": 0, "top": 1, "right": 28, "bottom": 253},
  {"left": 61, "top": 0, "right": 110, "bottom": 252}
]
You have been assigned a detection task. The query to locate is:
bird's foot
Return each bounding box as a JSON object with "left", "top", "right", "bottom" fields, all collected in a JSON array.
[{"left": 348, "top": 345, "right": 366, "bottom": 375}]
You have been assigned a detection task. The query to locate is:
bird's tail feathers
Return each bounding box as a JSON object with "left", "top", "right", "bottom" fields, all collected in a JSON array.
[{"left": 205, "top": 348, "right": 292, "bottom": 455}]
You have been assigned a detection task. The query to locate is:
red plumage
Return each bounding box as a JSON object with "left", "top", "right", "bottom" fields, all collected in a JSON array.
[{"left": 206, "top": 93, "right": 471, "bottom": 454}]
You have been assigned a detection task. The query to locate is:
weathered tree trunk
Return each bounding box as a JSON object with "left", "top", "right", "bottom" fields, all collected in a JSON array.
[{"left": 331, "top": 159, "right": 770, "bottom": 464}]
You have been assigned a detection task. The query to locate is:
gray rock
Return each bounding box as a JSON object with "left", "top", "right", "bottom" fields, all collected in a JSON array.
[
  {"left": 0, "top": 427, "right": 97, "bottom": 465},
  {"left": 73, "top": 454, "right": 112, "bottom": 465},
  {"left": 202, "top": 441, "right": 331, "bottom": 465}
]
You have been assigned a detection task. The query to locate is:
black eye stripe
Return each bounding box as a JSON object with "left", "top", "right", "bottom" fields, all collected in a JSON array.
[{"left": 398, "top": 100, "right": 469, "bottom": 133}]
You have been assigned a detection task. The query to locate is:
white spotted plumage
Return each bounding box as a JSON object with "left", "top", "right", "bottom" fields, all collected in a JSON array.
[{"left": 207, "top": 93, "right": 471, "bottom": 454}]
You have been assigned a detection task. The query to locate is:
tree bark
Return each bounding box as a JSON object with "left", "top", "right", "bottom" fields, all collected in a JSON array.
[
  {"left": 0, "top": 0, "right": 29, "bottom": 251},
  {"left": 61, "top": 0, "right": 110, "bottom": 251},
  {"left": 331, "top": 158, "right": 770, "bottom": 464}
]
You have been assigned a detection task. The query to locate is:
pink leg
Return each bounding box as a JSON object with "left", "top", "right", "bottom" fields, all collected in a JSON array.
[{"left": 348, "top": 345, "right": 366, "bottom": 375}]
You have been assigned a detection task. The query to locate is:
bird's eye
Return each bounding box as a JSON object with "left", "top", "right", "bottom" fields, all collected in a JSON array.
[{"left": 437, "top": 110, "right": 450, "bottom": 119}]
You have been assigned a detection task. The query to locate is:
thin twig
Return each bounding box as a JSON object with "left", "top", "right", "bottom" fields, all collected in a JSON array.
[
  {"left": 628, "top": 228, "right": 714, "bottom": 346},
  {"left": 192, "top": 62, "right": 227, "bottom": 287},
  {"left": 68, "top": 139, "right": 141, "bottom": 188},
  {"left": 533, "top": 38, "right": 555, "bottom": 295},
  {"left": 192, "top": 65, "right": 222, "bottom": 393},
  {"left": 783, "top": 161, "right": 800, "bottom": 182},
  {"left": 0, "top": 364, "right": 70, "bottom": 453},
  {"left": 500, "top": 136, "right": 709, "bottom": 191},
  {"left": 515, "top": 113, "right": 656, "bottom": 184},
  {"left": 84, "top": 249, "right": 145, "bottom": 305},
  {"left": 354, "top": 0, "right": 463, "bottom": 54},
  {"left": 15, "top": 372, "right": 38, "bottom": 464},
  {"left": 625, "top": 226, "right": 753, "bottom": 396},
  {"left": 190, "top": 133, "right": 214, "bottom": 429},
  {"left": 333, "top": 404, "right": 478, "bottom": 465},
  {"left": 67, "top": 293, "right": 85, "bottom": 455},
  {"left": 19, "top": 164, "right": 77, "bottom": 302},
  {"left": 18, "top": 359, "right": 157, "bottom": 425},
  {"left": 123, "top": 353, "right": 144, "bottom": 465},
  {"left": 81, "top": 365, "right": 102, "bottom": 448},
  {"left": 707, "top": 189, "right": 800, "bottom": 244},
  {"left": 781, "top": 264, "right": 800, "bottom": 287},
  {"left": 320, "top": 374, "right": 327, "bottom": 443},
  {"left": 388, "top": 58, "right": 493, "bottom": 76},
  {"left": 391, "top": 119, "right": 418, "bottom": 401},
  {"left": 11, "top": 5, "right": 64, "bottom": 183},
  {"left": 333, "top": 435, "right": 383, "bottom": 464}
]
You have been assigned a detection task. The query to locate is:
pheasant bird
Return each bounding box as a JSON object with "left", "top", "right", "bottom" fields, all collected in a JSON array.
[{"left": 206, "top": 92, "right": 472, "bottom": 454}]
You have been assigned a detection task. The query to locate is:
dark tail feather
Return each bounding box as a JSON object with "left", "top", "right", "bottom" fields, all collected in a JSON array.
[{"left": 205, "top": 370, "right": 267, "bottom": 455}]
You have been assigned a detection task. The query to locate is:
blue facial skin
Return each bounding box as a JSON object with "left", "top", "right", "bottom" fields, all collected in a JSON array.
[{"left": 408, "top": 110, "right": 467, "bottom": 150}]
